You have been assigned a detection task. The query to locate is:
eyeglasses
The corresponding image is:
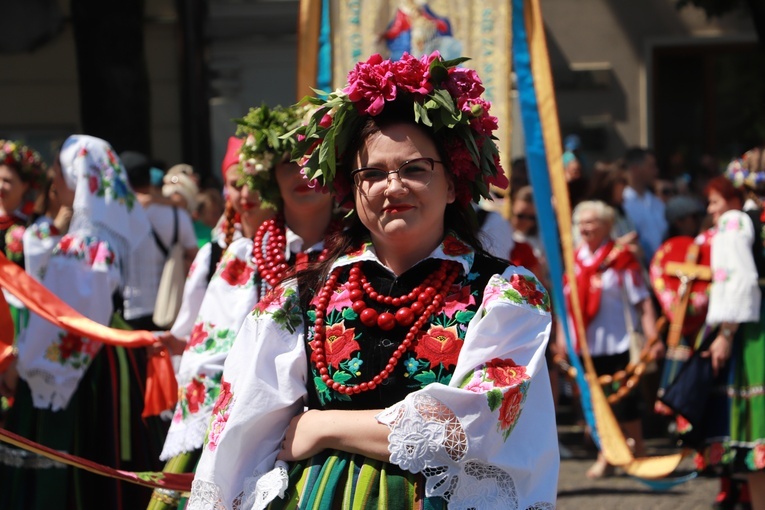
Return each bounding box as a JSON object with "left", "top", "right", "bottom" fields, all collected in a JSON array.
[
  {"left": 351, "top": 157, "right": 441, "bottom": 197},
  {"left": 515, "top": 213, "right": 537, "bottom": 222}
]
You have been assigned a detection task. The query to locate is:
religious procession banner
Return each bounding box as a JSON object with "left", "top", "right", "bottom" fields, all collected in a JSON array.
[{"left": 297, "top": 0, "right": 512, "bottom": 160}]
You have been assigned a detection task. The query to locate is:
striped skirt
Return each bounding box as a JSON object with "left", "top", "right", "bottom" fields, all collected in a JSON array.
[{"left": 268, "top": 450, "right": 446, "bottom": 510}]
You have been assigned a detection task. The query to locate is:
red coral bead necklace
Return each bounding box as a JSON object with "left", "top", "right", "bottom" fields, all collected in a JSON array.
[
  {"left": 252, "top": 215, "right": 330, "bottom": 287},
  {"left": 311, "top": 259, "right": 461, "bottom": 395}
]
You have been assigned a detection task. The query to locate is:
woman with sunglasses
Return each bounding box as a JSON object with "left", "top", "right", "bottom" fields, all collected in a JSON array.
[{"left": 188, "top": 53, "right": 558, "bottom": 510}]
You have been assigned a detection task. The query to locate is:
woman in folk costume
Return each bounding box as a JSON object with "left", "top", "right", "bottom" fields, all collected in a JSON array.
[
  {"left": 565, "top": 200, "right": 660, "bottom": 479},
  {"left": 188, "top": 52, "right": 558, "bottom": 510},
  {"left": 692, "top": 157, "right": 765, "bottom": 510},
  {"left": 160, "top": 136, "right": 271, "bottom": 357},
  {"left": 149, "top": 104, "right": 336, "bottom": 509},
  {"left": 0, "top": 140, "right": 47, "bottom": 408},
  {"left": 0, "top": 135, "right": 165, "bottom": 510}
]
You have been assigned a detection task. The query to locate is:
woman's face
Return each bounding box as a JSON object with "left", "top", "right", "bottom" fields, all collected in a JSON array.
[
  {"left": 352, "top": 123, "right": 455, "bottom": 252},
  {"left": 577, "top": 209, "right": 610, "bottom": 249},
  {"left": 0, "top": 164, "right": 29, "bottom": 215},
  {"left": 275, "top": 160, "right": 332, "bottom": 215},
  {"left": 707, "top": 189, "right": 736, "bottom": 224},
  {"left": 224, "top": 166, "right": 260, "bottom": 216},
  {"left": 511, "top": 200, "right": 537, "bottom": 236},
  {"left": 50, "top": 158, "right": 75, "bottom": 208}
]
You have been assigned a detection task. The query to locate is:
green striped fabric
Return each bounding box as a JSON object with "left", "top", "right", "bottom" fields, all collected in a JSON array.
[{"left": 268, "top": 450, "right": 446, "bottom": 510}]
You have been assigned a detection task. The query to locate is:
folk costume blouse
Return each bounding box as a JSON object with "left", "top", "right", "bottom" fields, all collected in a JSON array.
[
  {"left": 188, "top": 235, "right": 558, "bottom": 510},
  {"left": 15, "top": 135, "right": 150, "bottom": 411},
  {"left": 160, "top": 228, "right": 327, "bottom": 461}
]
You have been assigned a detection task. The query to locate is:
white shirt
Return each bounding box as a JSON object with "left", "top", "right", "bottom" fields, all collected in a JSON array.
[
  {"left": 122, "top": 204, "right": 197, "bottom": 319},
  {"left": 573, "top": 242, "right": 649, "bottom": 357},
  {"left": 622, "top": 186, "right": 667, "bottom": 264}
]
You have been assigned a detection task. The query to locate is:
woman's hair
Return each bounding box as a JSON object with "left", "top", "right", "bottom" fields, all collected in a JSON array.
[
  {"left": 222, "top": 199, "right": 236, "bottom": 247},
  {"left": 572, "top": 200, "right": 616, "bottom": 230},
  {"left": 705, "top": 175, "right": 744, "bottom": 206},
  {"left": 295, "top": 106, "right": 490, "bottom": 306},
  {"left": 587, "top": 161, "right": 627, "bottom": 207}
]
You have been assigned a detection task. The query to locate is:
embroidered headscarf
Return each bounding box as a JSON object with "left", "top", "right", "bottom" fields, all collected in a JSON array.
[
  {"left": 221, "top": 136, "right": 243, "bottom": 178},
  {"left": 60, "top": 135, "right": 150, "bottom": 258}
]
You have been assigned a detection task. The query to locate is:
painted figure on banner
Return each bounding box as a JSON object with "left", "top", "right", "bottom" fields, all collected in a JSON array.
[{"left": 383, "top": 0, "right": 462, "bottom": 60}]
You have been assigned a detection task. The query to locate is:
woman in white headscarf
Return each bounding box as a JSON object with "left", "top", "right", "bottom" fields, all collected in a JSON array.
[{"left": 0, "top": 135, "right": 165, "bottom": 510}]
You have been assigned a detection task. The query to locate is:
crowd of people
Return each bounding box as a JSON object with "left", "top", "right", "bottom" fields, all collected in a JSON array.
[{"left": 0, "top": 50, "right": 762, "bottom": 510}]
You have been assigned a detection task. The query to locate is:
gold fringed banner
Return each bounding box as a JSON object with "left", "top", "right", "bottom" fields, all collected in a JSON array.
[{"left": 296, "top": 0, "right": 322, "bottom": 99}]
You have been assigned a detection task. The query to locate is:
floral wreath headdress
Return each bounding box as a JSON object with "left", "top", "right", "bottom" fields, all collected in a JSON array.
[
  {"left": 235, "top": 103, "right": 313, "bottom": 210},
  {"left": 0, "top": 139, "right": 47, "bottom": 190},
  {"left": 291, "top": 52, "right": 508, "bottom": 207},
  {"left": 725, "top": 147, "right": 765, "bottom": 192}
]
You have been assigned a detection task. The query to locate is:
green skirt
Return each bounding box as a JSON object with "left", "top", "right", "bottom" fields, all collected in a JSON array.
[{"left": 268, "top": 450, "right": 446, "bottom": 510}]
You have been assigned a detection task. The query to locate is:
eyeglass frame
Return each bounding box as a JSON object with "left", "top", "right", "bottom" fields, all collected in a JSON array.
[{"left": 350, "top": 157, "right": 443, "bottom": 197}]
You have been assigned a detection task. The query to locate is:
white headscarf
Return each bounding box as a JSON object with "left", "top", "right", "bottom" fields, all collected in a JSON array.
[{"left": 59, "top": 134, "right": 150, "bottom": 257}]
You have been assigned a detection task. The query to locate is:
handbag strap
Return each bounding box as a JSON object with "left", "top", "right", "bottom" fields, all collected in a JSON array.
[{"left": 151, "top": 207, "right": 179, "bottom": 259}]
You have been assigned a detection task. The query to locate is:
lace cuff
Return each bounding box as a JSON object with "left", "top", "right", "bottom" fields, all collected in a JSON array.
[{"left": 187, "top": 462, "right": 288, "bottom": 510}]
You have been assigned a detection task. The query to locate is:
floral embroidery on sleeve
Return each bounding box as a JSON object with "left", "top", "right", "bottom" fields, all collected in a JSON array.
[
  {"left": 44, "top": 332, "right": 100, "bottom": 370},
  {"left": 185, "top": 321, "right": 236, "bottom": 355},
  {"left": 4, "top": 224, "right": 25, "bottom": 262},
  {"left": 205, "top": 378, "right": 234, "bottom": 452},
  {"left": 252, "top": 286, "right": 303, "bottom": 334},
  {"left": 483, "top": 273, "right": 550, "bottom": 314},
  {"left": 461, "top": 358, "right": 531, "bottom": 440},
  {"left": 53, "top": 235, "right": 116, "bottom": 269},
  {"left": 84, "top": 146, "right": 136, "bottom": 210},
  {"left": 174, "top": 372, "right": 226, "bottom": 424},
  {"left": 217, "top": 253, "right": 255, "bottom": 287}
]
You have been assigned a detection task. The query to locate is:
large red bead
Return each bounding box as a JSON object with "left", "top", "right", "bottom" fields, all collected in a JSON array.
[
  {"left": 410, "top": 301, "right": 424, "bottom": 314},
  {"left": 360, "top": 308, "right": 379, "bottom": 327},
  {"left": 349, "top": 289, "right": 363, "bottom": 301},
  {"left": 351, "top": 300, "right": 367, "bottom": 313},
  {"left": 377, "top": 312, "right": 396, "bottom": 331},
  {"left": 395, "top": 307, "right": 414, "bottom": 326}
]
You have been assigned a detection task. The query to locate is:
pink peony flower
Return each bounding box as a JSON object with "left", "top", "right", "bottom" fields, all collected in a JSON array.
[
  {"left": 445, "top": 67, "right": 485, "bottom": 110},
  {"left": 343, "top": 54, "right": 397, "bottom": 116},
  {"left": 390, "top": 52, "right": 432, "bottom": 96}
]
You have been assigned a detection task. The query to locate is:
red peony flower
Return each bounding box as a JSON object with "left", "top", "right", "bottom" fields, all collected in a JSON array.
[
  {"left": 185, "top": 378, "right": 207, "bottom": 414},
  {"left": 343, "top": 54, "right": 397, "bottom": 116},
  {"left": 510, "top": 274, "right": 546, "bottom": 306},
  {"left": 89, "top": 175, "right": 99, "bottom": 193},
  {"left": 186, "top": 322, "right": 208, "bottom": 350},
  {"left": 445, "top": 67, "right": 484, "bottom": 110},
  {"left": 213, "top": 378, "right": 232, "bottom": 415},
  {"left": 58, "top": 235, "right": 74, "bottom": 253},
  {"left": 485, "top": 358, "right": 529, "bottom": 388},
  {"left": 498, "top": 386, "right": 525, "bottom": 432},
  {"left": 58, "top": 332, "right": 83, "bottom": 360},
  {"left": 323, "top": 324, "right": 360, "bottom": 369},
  {"left": 255, "top": 287, "right": 283, "bottom": 313},
  {"left": 413, "top": 325, "right": 463, "bottom": 369},
  {"left": 442, "top": 234, "right": 471, "bottom": 256},
  {"left": 390, "top": 53, "right": 432, "bottom": 96},
  {"left": 219, "top": 257, "right": 254, "bottom": 286}
]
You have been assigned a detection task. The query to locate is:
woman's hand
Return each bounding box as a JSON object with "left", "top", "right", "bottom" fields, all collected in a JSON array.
[
  {"left": 158, "top": 331, "right": 187, "bottom": 356},
  {"left": 702, "top": 334, "right": 731, "bottom": 376}
]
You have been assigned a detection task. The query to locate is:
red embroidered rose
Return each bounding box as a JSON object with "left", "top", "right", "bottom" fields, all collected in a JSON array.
[
  {"left": 213, "top": 379, "right": 233, "bottom": 415},
  {"left": 753, "top": 444, "right": 765, "bottom": 470},
  {"left": 498, "top": 386, "right": 525, "bottom": 432},
  {"left": 58, "top": 235, "right": 74, "bottom": 253},
  {"left": 708, "top": 442, "right": 725, "bottom": 466},
  {"left": 58, "top": 332, "right": 83, "bottom": 360},
  {"left": 219, "top": 257, "right": 254, "bottom": 286},
  {"left": 185, "top": 378, "right": 207, "bottom": 414},
  {"left": 88, "top": 175, "right": 99, "bottom": 193},
  {"left": 323, "top": 324, "right": 360, "bottom": 369},
  {"left": 413, "top": 325, "right": 463, "bottom": 369},
  {"left": 694, "top": 452, "right": 706, "bottom": 471},
  {"left": 186, "top": 322, "right": 208, "bottom": 350},
  {"left": 442, "top": 235, "right": 471, "bottom": 256},
  {"left": 485, "top": 358, "right": 529, "bottom": 388},
  {"left": 443, "top": 284, "right": 474, "bottom": 317},
  {"left": 255, "top": 287, "right": 283, "bottom": 313},
  {"left": 510, "top": 274, "right": 546, "bottom": 306}
]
